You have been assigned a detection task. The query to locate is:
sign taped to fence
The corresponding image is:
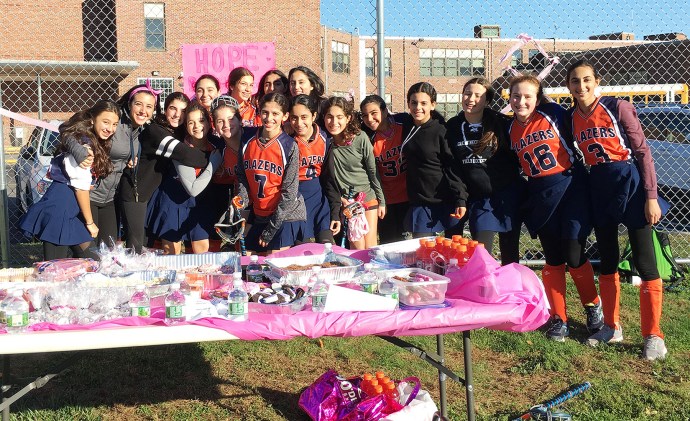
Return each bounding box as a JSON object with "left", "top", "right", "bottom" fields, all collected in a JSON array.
[{"left": 181, "top": 42, "right": 276, "bottom": 97}]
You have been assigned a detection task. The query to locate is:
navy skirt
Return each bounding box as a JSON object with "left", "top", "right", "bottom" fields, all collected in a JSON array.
[
  {"left": 524, "top": 165, "right": 592, "bottom": 240},
  {"left": 146, "top": 177, "right": 214, "bottom": 242},
  {"left": 468, "top": 179, "right": 525, "bottom": 234},
  {"left": 405, "top": 203, "right": 462, "bottom": 235},
  {"left": 299, "top": 178, "right": 331, "bottom": 241},
  {"left": 244, "top": 216, "right": 306, "bottom": 252},
  {"left": 19, "top": 182, "right": 93, "bottom": 245},
  {"left": 588, "top": 161, "right": 669, "bottom": 230}
]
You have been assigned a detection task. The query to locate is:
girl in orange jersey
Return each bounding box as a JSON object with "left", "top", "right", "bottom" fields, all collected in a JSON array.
[
  {"left": 209, "top": 96, "right": 243, "bottom": 231},
  {"left": 234, "top": 92, "right": 306, "bottom": 254},
  {"left": 290, "top": 94, "right": 334, "bottom": 244},
  {"left": 360, "top": 94, "right": 409, "bottom": 244},
  {"left": 227, "top": 67, "right": 262, "bottom": 127},
  {"left": 508, "top": 75, "right": 602, "bottom": 342},
  {"left": 566, "top": 60, "right": 667, "bottom": 359},
  {"left": 323, "top": 96, "right": 385, "bottom": 250}
]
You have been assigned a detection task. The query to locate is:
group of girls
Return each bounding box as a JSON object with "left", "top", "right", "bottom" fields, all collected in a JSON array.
[{"left": 19, "top": 59, "right": 666, "bottom": 360}]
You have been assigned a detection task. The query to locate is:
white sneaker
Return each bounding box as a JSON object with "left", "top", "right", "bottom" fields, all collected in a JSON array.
[
  {"left": 586, "top": 325, "right": 624, "bottom": 347},
  {"left": 642, "top": 335, "right": 668, "bottom": 361}
]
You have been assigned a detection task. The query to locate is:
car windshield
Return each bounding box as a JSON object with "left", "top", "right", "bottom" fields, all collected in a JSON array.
[
  {"left": 638, "top": 110, "right": 690, "bottom": 144},
  {"left": 42, "top": 131, "right": 60, "bottom": 156}
]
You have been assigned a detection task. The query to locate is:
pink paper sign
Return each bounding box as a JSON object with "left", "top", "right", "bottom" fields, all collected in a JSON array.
[{"left": 181, "top": 42, "right": 276, "bottom": 97}]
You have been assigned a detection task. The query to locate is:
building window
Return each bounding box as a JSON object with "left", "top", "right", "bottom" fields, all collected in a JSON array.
[
  {"left": 435, "top": 94, "right": 461, "bottom": 119},
  {"left": 332, "top": 41, "right": 350, "bottom": 74},
  {"left": 367, "top": 93, "right": 392, "bottom": 110},
  {"left": 511, "top": 50, "right": 523, "bottom": 67},
  {"left": 419, "top": 49, "right": 485, "bottom": 77},
  {"left": 137, "top": 77, "right": 174, "bottom": 108},
  {"left": 144, "top": 3, "right": 165, "bottom": 50},
  {"left": 365, "top": 48, "right": 392, "bottom": 77}
]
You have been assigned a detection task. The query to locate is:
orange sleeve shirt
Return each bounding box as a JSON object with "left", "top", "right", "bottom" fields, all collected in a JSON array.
[
  {"left": 212, "top": 146, "right": 240, "bottom": 185},
  {"left": 296, "top": 125, "right": 328, "bottom": 181},
  {"left": 571, "top": 96, "right": 632, "bottom": 166},
  {"left": 509, "top": 108, "right": 574, "bottom": 178},
  {"left": 239, "top": 100, "right": 262, "bottom": 127},
  {"left": 372, "top": 121, "right": 408, "bottom": 204},
  {"left": 241, "top": 132, "right": 292, "bottom": 217}
]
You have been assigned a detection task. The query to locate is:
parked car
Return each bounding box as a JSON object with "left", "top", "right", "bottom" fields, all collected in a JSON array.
[
  {"left": 636, "top": 105, "right": 690, "bottom": 224},
  {"left": 14, "top": 121, "right": 62, "bottom": 213}
]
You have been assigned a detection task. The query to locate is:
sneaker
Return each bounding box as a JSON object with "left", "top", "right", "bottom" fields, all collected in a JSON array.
[
  {"left": 586, "top": 324, "right": 623, "bottom": 347},
  {"left": 642, "top": 335, "right": 668, "bottom": 361},
  {"left": 546, "top": 318, "right": 569, "bottom": 342},
  {"left": 584, "top": 299, "right": 604, "bottom": 333}
]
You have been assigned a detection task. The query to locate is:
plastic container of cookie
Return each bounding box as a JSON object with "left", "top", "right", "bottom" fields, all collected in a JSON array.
[
  {"left": 380, "top": 268, "right": 450, "bottom": 306},
  {"left": 264, "top": 254, "right": 363, "bottom": 286},
  {"left": 369, "top": 237, "right": 433, "bottom": 267}
]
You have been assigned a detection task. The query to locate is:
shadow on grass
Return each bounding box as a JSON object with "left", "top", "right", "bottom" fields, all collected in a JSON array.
[{"left": 5, "top": 343, "right": 224, "bottom": 412}]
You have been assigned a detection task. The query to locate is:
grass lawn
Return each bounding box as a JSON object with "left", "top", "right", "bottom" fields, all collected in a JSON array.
[{"left": 2, "top": 273, "right": 690, "bottom": 421}]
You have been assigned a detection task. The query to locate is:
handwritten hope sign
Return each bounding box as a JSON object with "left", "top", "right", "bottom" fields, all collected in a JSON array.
[{"left": 181, "top": 42, "right": 276, "bottom": 97}]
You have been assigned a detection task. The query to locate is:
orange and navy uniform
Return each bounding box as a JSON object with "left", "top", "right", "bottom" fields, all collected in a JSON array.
[
  {"left": 239, "top": 99, "right": 262, "bottom": 128},
  {"left": 571, "top": 96, "right": 632, "bottom": 165},
  {"left": 296, "top": 125, "right": 329, "bottom": 182},
  {"left": 509, "top": 102, "right": 575, "bottom": 178},
  {"left": 372, "top": 119, "right": 408, "bottom": 205},
  {"left": 212, "top": 145, "right": 240, "bottom": 185},
  {"left": 241, "top": 131, "right": 293, "bottom": 217}
]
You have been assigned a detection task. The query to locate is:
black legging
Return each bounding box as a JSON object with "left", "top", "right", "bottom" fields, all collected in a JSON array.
[
  {"left": 43, "top": 241, "right": 97, "bottom": 260},
  {"left": 90, "top": 200, "right": 118, "bottom": 247},
  {"left": 595, "top": 224, "right": 659, "bottom": 280},
  {"left": 473, "top": 229, "right": 522, "bottom": 265},
  {"left": 537, "top": 229, "right": 588, "bottom": 268},
  {"left": 121, "top": 201, "right": 148, "bottom": 254}
]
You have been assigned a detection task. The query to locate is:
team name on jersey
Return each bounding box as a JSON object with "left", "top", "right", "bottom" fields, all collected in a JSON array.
[
  {"left": 243, "top": 159, "right": 284, "bottom": 176},
  {"left": 574, "top": 127, "right": 616, "bottom": 144},
  {"left": 301, "top": 155, "right": 324, "bottom": 167},
  {"left": 374, "top": 145, "right": 402, "bottom": 164},
  {"left": 513, "top": 129, "right": 555, "bottom": 152}
]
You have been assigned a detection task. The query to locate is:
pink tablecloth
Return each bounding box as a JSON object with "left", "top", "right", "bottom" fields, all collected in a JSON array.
[{"left": 25, "top": 244, "right": 550, "bottom": 341}]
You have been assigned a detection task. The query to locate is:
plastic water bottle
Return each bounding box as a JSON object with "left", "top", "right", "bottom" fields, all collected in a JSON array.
[
  {"left": 246, "top": 255, "right": 263, "bottom": 283},
  {"left": 308, "top": 266, "right": 322, "bottom": 288},
  {"left": 323, "top": 242, "right": 335, "bottom": 262},
  {"left": 228, "top": 273, "right": 249, "bottom": 321},
  {"left": 311, "top": 273, "right": 329, "bottom": 312},
  {"left": 3, "top": 290, "right": 29, "bottom": 333},
  {"left": 359, "top": 263, "right": 378, "bottom": 294},
  {"left": 445, "top": 258, "right": 461, "bottom": 277},
  {"left": 165, "top": 283, "right": 186, "bottom": 324},
  {"left": 378, "top": 275, "right": 399, "bottom": 308},
  {"left": 371, "top": 249, "right": 390, "bottom": 269},
  {"left": 129, "top": 285, "right": 151, "bottom": 317}
]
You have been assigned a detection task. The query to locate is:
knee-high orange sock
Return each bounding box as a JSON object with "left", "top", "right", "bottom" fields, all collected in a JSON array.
[
  {"left": 599, "top": 273, "right": 620, "bottom": 328},
  {"left": 640, "top": 278, "right": 664, "bottom": 338},
  {"left": 542, "top": 264, "right": 567, "bottom": 321},
  {"left": 568, "top": 260, "right": 599, "bottom": 306}
]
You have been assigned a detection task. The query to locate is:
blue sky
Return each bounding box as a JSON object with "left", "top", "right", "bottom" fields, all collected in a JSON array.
[{"left": 321, "top": 0, "right": 688, "bottom": 40}]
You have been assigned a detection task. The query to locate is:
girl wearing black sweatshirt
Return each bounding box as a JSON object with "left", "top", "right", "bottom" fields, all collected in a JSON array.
[
  {"left": 446, "top": 78, "right": 524, "bottom": 264},
  {"left": 400, "top": 82, "right": 467, "bottom": 238}
]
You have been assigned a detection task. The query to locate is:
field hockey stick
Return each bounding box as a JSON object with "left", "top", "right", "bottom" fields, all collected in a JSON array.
[
  {"left": 510, "top": 382, "right": 591, "bottom": 421},
  {"left": 340, "top": 186, "right": 355, "bottom": 248}
]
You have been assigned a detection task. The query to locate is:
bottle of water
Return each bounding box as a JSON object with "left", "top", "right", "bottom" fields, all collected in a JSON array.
[
  {"left": 179, "top": 275, "right": 192, "bottom": 297},
  {"left": 359, "top": 263, "right": 378, "bottom": 294},
  {"left": 3, "top": 290, "right": 29, "bottom": 333},
  {"left": 165, "top": 283, "right": 186, "bottom": 324},
  {"left": 311, "top": 272, "right": 329, "bottom": 312},
  {"left": 129, "top": 285, "right": 151, "bottom": 317},
  {"left": 246, "top": 255, "right": 263, "bottom": 283},
  {"left": 308, "top": 266, "right": 322, "bottom": 288},
  {"left": 445, "top": 258, "right": 461, "bottom": 277},
  {"left": 323, "top": 242, "right": 335, "bottom": 262},
  {"left": 228, "top": 273, "right": 249, "bottom": 322},
  {"left": 378, "top": 275, "right": 399, "bottom": 309}
]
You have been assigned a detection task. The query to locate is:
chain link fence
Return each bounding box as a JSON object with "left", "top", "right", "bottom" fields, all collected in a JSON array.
[{"left": 1, "top": 1, "right": 689, "bottom": 267}]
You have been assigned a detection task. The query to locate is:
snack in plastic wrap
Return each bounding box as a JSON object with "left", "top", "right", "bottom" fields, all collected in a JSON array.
[{"left": 33, "top": 258, "right": 99, "bottom": 282}]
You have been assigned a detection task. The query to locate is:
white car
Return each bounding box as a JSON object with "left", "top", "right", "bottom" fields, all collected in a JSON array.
[{"left": 14, "top": 121, "right": 62, "bottom": 213}]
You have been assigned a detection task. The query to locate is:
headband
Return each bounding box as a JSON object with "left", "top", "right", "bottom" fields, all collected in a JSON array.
[{"left": 129, "top": 79, "right": 163, "bottom": 100}]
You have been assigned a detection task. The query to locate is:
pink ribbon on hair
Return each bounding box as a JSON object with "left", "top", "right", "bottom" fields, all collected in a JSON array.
[{"left": 129, "top": 78, "right": 163, "bottom": 100}]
